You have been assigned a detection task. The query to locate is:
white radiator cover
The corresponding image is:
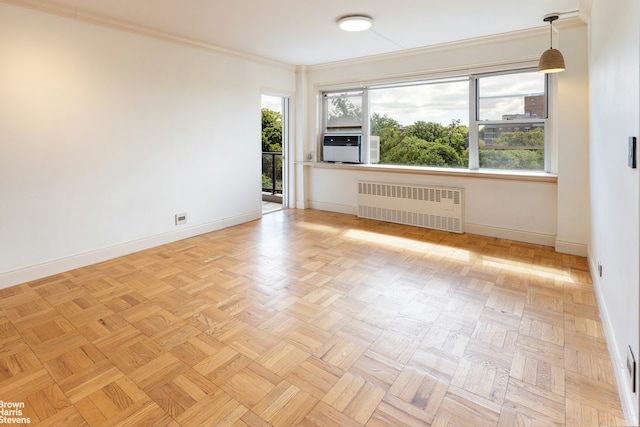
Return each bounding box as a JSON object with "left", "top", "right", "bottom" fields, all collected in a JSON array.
[{"left": 357, "top": 181, "right": 465, "bottom": 233}]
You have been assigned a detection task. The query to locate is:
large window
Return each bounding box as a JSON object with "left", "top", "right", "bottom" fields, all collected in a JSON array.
[
  {"left": 321, "top": 68, "right": 551, "bottom": 173},
  {"left": 369, "top": 78, "right": 469, "bottom": 168}
]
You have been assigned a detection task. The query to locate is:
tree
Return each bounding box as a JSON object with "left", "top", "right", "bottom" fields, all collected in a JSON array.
[
  {"left": 370, "top": 113, "right": 400, "bottom": 136},
  {"left": 438, "top": 119, "right": 468, "bottom": 153},
  {"left": 493, "top": 127, "right": 544, "bottom": 147},
  {"left": 480, "top": 127, "right": 544, "bottom": 170},
  {"left": 262, "top": 108, "right": 282, "bottom": 152},
  {"left": 381, "top": 136, "right": 465, "bottom": 167},
  {"left": 405, "top": 121, "right": 446, "bottom": 143},
  {"left": 480, "top": 149, "right": 543, "bottom": 170}
]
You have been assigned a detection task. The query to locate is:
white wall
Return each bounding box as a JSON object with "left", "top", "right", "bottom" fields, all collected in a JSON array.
[
  {"left": 0, "top": 3, "right": 295, "bottom": 287},
  {"left": 588, "top": 0, "right": 640, "bottom": 422},
  {"left": 298, "top": 22, "right": 589, "bottom": 251}
]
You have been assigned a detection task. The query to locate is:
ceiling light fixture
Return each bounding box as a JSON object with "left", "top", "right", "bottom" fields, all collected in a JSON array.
[
  {"left": 337, "top": 15, "right": 373, "bottom": 32},
  {"left": 538, "top": 13, "right": 566, "bottom": 73}
]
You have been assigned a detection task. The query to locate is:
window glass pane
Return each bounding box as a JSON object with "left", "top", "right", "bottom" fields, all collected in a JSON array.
[
  {"left": 478, "top": 72, "right": 546, "bottom": 121},
  {"left": 369, "top": 80, "right": 469, "bottom": 168},
  {"left": 325, "top": 92, "right": 363, "bottom": 131},
  {"left": 479, "top": 122, "right": 544, "bottom": 170}
]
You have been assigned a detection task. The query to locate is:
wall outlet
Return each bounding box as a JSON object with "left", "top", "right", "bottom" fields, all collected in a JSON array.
[
  {"left": 597, "top": 261, "right": 603, "bottom": 277},
  {"left": 627, "top": 345, "right": 636, "bottom": 393},
  {"left": 175, "top": 213, "right": 187, "bottom": 225}
]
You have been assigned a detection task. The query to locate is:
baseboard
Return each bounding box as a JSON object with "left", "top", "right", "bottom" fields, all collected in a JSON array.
[
  {"left": 305, "top": 206, "right": 557, "bottom": 248},
  {"left": 588, "top": 250, "right": 639, "bottom": 425},
  {"left": 309, "top": 201, "right": 358, "bottom": 216},
  {"left": 465, "top": 223, "right": 556, "bottom": 247},
  {"left": 554, "top": 239, "right": 588, "bottom": 256},
  {"left": 295, "top": 200, "right": 310, "bottom": 209},
  {"left": 0, "top": 210, "right": 261, "bottom": 291}
]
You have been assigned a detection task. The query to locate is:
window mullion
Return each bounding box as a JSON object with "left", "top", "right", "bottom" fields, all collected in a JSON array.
[
  {"left": 469, "top": 77, "right": 479, "bottom": 170},
  {"left": 362, "top": 89, "right": 371, "bottom": 164}
]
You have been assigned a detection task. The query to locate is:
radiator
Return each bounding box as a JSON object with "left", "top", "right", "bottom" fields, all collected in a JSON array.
[{"left": 357, "top": 181, "right": 464, "bottom": 233}]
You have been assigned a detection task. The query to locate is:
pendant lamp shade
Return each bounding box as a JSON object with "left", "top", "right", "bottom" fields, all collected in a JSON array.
[
  {"left": 539, "top": 48, "right": 565, "bottom": 73},
  {"left": 538, "top": 14, "right": 566, "bottom": 74}
]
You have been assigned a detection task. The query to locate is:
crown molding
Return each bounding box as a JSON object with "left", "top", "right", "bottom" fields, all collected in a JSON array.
[
  {"left": 578, "top": 0, "right": 593, "bottom": 24},
  {"left": 2, "top": 0, "right": 586, "bottom": 71},
  {"left": 0, "top": 0, "right": 296, "bottom": 71}
]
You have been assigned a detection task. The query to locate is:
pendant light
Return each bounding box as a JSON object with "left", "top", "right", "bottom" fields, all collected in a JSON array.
[{"left": 538, "top": 14, "right": 565, "bottom": 73}]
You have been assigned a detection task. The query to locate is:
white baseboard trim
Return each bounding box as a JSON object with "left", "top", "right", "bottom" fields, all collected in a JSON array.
[
  {"left": 305, "top": 204, "right": 558, "bottom": 248},
  {"left": 295, "top": 200, "right": 310, "bottom": 209},
  {"left": 0, "top": 211, "right": 261, "bottom": 291},
  {"left": 554, "top": 239, "right": 588, "bottom": 256},
  {"left": 309, "top": 201, "right": 358, "bottom": 216},
  {"left": 465, "top": 223, "right": 556, "bottom": 247},
  {"left": 588, "top": 251, "right": 639, "bottom": 426}
]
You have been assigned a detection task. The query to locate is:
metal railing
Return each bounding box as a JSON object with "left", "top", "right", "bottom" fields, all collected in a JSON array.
[{"left": 262, "top": 152, "right": 282, "bottom": 195}]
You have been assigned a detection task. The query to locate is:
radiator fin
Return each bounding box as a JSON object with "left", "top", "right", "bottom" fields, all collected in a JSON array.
[{"left": 357, "top": 181, "right": 464, "bottom": 233}]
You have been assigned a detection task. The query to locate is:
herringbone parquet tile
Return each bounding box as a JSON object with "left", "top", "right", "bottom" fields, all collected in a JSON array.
[{"left": 0, "top": 209, "right": 626, "bottom": 426}]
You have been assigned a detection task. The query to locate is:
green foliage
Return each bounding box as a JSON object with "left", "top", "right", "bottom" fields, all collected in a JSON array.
[
  {"left": 405, "top": 121, "right": 447, "bottom": 142},
  {"left": 479, "top": 127, "right": 544, "bottom": 170},
  {"left": 382, "top": 136, "right": 465, "bottom": 167},
  {"left": 480, "top": 149, "right": 544, "bottom": 170},
  {"left": 439, "top": 119, "right": 469, "bottom": 153},
  {"left": 262, "top": 108, "right": 282, "bottom": 152},
  {"left": 370, "top": 113, "right": 400, "bottom": 135},
  {"left": 370, "top": 111, "right": 542, "bottom": 170},
  {"left": 493, "top": 127, "right": 544, "bottom": 147},
  {"left": 262, "top": 173, "right": 283, "bottom": 191},
  {"left": 372, "top": 117, "right": 467, "bottom": 168}
]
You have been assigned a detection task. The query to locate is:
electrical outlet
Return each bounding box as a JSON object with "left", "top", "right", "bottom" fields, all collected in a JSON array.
[
  {"left": 597, "top": 261, "right": 603, "bottom": 277},
  {"left": 627, "top": 345, "right": 636, "bottom": 393},
  {"left": 175, "top": 213, "right": 187, "bottom": 225}
]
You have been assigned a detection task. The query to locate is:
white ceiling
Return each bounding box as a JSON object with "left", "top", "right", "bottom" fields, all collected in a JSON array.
[{"left": 18, "top": 0, "right": 581, "bottom": 65}]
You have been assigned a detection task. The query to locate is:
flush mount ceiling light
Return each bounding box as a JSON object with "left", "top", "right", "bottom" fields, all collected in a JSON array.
[
  {"left": 538, "top": 13, "right": 566, "bottom": 73},
  {"left": 337, "top": 15, "right": 373, "bottom": 32}
]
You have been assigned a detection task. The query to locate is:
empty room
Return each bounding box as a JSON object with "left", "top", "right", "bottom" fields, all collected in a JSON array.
[{"left": 0, "top": 0, "right": 638, "bottom": 425}]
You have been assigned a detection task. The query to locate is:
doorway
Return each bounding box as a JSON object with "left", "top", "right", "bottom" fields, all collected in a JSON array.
[{"left": 261, "top": 94, "right": 289, "bottom": 214}]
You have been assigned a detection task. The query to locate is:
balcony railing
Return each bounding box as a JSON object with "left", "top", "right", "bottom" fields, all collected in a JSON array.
[{"left": 262, "top": 152, "right": 282, "bottom": 196}]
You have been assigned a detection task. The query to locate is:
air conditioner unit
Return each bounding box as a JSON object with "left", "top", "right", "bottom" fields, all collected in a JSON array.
[{"left": 323, "top": 134, "right": 361, "bottom": 163}]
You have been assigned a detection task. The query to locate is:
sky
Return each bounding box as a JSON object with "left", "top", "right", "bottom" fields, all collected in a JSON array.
[
  {"left": 369, "top": 72, "right": 545, "bottom": 127},
  {"left": 261, "top": 95, "right": 282, "bottom": 114}
]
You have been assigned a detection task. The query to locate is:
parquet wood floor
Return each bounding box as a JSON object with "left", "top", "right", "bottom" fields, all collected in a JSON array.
[{"left": 0, "top": 209, "right": 626, "bottom": 426}]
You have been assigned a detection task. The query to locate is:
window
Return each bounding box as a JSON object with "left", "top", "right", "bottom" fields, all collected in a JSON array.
[
  {"left": 474, "top": 70, "right": 547, "bottom": 171},
  {"left": 323, "top": 91, "right": 363, "bottom": 132},
  {"left": 369, "top": 78, "right": 469, "bottom": 168},
  {"left": 320, "top": 68, "right": 551, "bottom": 173}
]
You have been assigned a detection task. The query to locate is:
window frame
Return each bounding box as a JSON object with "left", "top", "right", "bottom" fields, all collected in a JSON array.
[
  {"left": 470, "top": 69, "right": 550, "bottom": 172},
  {"left": 319, "top": 65, "right": 556, "bottom": 175},
  {"left": 322, "top": 90, "right": 365, "bottom": 133}
]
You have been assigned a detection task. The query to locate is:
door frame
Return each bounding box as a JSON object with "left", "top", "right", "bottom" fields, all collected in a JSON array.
[{"left": 261, "top": 90, "right": 293, "bottom": 210}]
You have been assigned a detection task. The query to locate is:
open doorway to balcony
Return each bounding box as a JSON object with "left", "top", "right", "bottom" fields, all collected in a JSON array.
[{"left": 261, "top": 94, "right": 288, "bottom": 214}]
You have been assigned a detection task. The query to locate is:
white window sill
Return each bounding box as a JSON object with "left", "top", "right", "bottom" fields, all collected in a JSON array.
[{"left": 301, "top": 161, "right": 557, "bottom": 183}]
